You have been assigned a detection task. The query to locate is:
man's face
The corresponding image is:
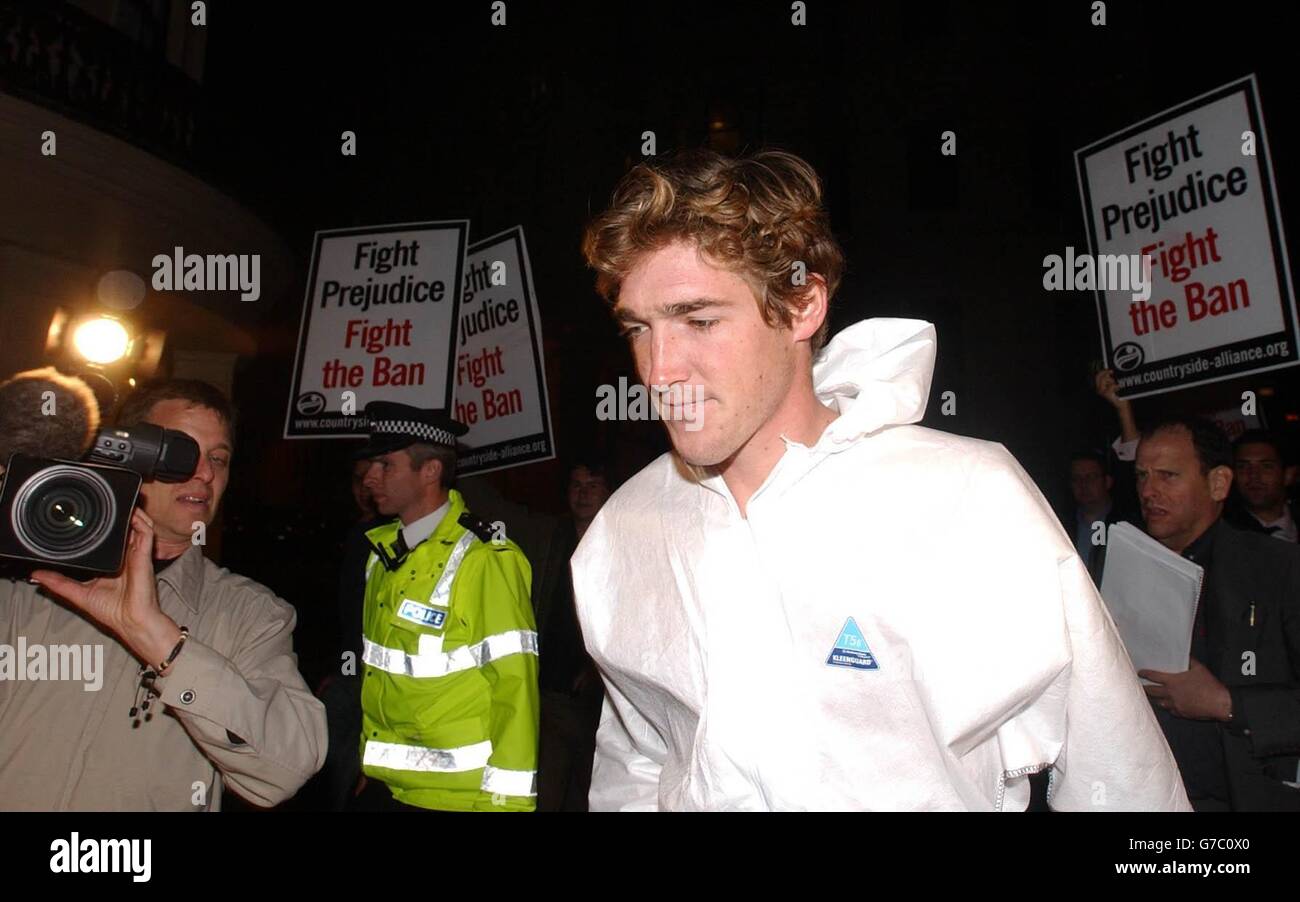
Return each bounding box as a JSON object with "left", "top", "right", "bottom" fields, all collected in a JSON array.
[
  {"left": 1136, "top": 427, "right": 1230, "bottom": 551},
  {"left": 615, "top": 241, "right": 801, "bottom": 467},
  {"left": 568, "top": 466, "right": 610, "bottom": 522},
  {"left": 1234, "top": 442, "right": 1290, "bottom": 513},
  {"left": 136, "top": 400, "right": 232, "bottom": 547},
  {"left": 361, "top": 449, "right": 429, "bottom": 517},
  {"left": 1069, "top": 459, "right": 1111, "bottom": 508},
  {"left": 351, "top": 459, "right": 377, "bottom": 517}
]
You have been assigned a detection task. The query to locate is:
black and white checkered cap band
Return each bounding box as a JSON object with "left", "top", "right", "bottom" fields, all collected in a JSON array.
[{"left": 372, "top": 419, "right": 456, "bottom": 446}]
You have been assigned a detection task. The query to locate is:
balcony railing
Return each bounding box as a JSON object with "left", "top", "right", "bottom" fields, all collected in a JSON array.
[{"left": 0, "top": 1, "right": 202, "bottom": 164}]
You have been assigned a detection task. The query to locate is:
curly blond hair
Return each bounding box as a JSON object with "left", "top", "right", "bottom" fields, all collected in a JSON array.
[{"left": 581, "top": 148, "right": 845, "bottom": 351}]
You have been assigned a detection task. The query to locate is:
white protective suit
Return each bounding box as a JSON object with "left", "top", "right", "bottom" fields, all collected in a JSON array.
[{"left": 571, "top": 317, "right": 1191, "bottom": 811}]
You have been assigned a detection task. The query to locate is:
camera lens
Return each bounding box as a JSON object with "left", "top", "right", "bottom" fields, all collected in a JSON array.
[{"left": 11, "top": 465, "right": 117, "bottom": 560}]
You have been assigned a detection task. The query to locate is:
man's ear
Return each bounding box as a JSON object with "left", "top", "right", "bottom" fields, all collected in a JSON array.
[
  {"left": 1105, "top": 475, "right": 1114, "bottom": 493},
  {"left": 1208, "top": 464, "right": 1233, "bottom": 503},
  {"left": 790, "top": 273, "right": 829, "bottom": 345},
  {"left": 1285, "top": 464, "right": 1297, "bottom": 488},
  {"left": 424, "top": 458, "right": 444, "bottom": 490}
]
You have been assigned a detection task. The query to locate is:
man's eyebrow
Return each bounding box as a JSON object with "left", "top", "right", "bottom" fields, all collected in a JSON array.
[
  {"left": 613, "top": 297, "right": 729, "bottom": 322},
  {"left": 210, "top": 443, "right": 233, "bottom": 454},
  {"left": 663, "top": 297, "right": 728, "bottom": 316}
]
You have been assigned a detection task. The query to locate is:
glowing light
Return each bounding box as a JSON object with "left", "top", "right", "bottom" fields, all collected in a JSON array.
[{"left": 71, "top": 318, "right": 130, "bottom": 364}]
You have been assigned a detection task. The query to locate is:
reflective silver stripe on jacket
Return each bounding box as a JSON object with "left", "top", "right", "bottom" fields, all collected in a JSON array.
[
  {"left": 363, "top": 739, "right": 493, "bottom": 773},
  {"left": 363, "top": 630, "right": 539, "bottom": 679},
  {"left": 429, "top": 531, "right": 477, "bottom": 608},
  {"left": 364, "top": 518, "right": 536, "bottom": 676},
  {"left": 482, "top": 766, "right": 538, "bottom": 797}
]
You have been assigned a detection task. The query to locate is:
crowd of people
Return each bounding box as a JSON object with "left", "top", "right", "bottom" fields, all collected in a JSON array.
[
  {"left": 1055, "top": 370, "right": 1300, "bottom": 810},
  {"left": 1, "top": 145, "right": 1296, "bottom": 811}
]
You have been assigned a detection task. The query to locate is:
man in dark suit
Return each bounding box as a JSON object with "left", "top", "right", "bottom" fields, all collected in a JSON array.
[
  {"left": 1132, "top": 417, "right": 1300, "bottom": 811},
  {"left": 319, "top": 459, "right": 387, "bottom": 810},
  {"left": 1224, "top": 429, "right": 1299, "bottom": 542},
  {"left": 1060, "top": 450, "right": 1138, "bottom": 585},
  {"left": 535, "top": 460, "right": 612, "bottom": 811}
]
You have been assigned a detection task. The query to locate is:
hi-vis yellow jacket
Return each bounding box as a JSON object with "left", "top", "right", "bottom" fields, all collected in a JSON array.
[{"left": 360, "top": 490, "right": 538, "bottom": 811}]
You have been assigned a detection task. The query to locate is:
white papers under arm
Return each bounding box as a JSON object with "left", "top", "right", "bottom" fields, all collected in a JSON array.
[{"left": 1098, "top": 521, "right": 1202, "bottom": 675}]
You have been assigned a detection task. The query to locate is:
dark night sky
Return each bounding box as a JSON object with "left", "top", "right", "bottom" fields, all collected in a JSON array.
[{"left": 187, "top": 0, "right": 1297, "bottom": 516}]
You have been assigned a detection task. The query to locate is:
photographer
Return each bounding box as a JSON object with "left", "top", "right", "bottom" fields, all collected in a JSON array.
[{"left": 0, "top": 372, "right": 326, "bottom": 810}]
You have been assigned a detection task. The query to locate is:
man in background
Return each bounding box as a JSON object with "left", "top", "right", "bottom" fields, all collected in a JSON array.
[
  {"left": 537, "top": 459, "right": 611, "bottom": 811},
  {"left": 1133, "top": 417, "right": 1300, "bottom": 810},
  {"left": 1227, "top": 429, "right": 1298, "bottom": 542},
  {"left": 1061, "top": 450, "right": 1133, "bottom": 584},
  {"left": 352, "top": 402, "right": 538, "bottom": 811}
]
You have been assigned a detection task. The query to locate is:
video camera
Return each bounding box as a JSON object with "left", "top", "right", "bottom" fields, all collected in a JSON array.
[{"left": 0, "top": 424, "right": 200, "bottom": 575}]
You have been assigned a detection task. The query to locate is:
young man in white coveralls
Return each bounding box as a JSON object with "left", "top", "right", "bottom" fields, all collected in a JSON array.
[{"left": 571, "top": 148, "right": 1192, "bottom": 812}]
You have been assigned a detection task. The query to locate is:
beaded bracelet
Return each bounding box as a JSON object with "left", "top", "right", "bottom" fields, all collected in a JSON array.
[
  {"left": 130, "top": 627, "right": 189, "bottom": 727},
  {"left": 156, "top": 626, "right": 190, "bottom": 675}
]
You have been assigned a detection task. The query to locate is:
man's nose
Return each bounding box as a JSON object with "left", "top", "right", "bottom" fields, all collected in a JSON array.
[
  {"left": 643, "top": 328, "right": 689, "bottom": 388},
  {"left": 192, "top": 454, "right": 214, "bottom": 483}
]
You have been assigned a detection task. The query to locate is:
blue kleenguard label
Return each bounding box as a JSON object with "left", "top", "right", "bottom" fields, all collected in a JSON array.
[{"left": 826, "top": 617, "right": 878, "bottom": 670}]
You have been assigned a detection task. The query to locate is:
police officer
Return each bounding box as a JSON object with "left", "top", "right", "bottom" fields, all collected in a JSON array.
[{"left": 351, "top": 402, "right": 538, "bottom": 811}]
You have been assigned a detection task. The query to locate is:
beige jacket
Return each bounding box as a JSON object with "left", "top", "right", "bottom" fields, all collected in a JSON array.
[{"left": 0, "top": 547, "right": 327, "bottom": 810}]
